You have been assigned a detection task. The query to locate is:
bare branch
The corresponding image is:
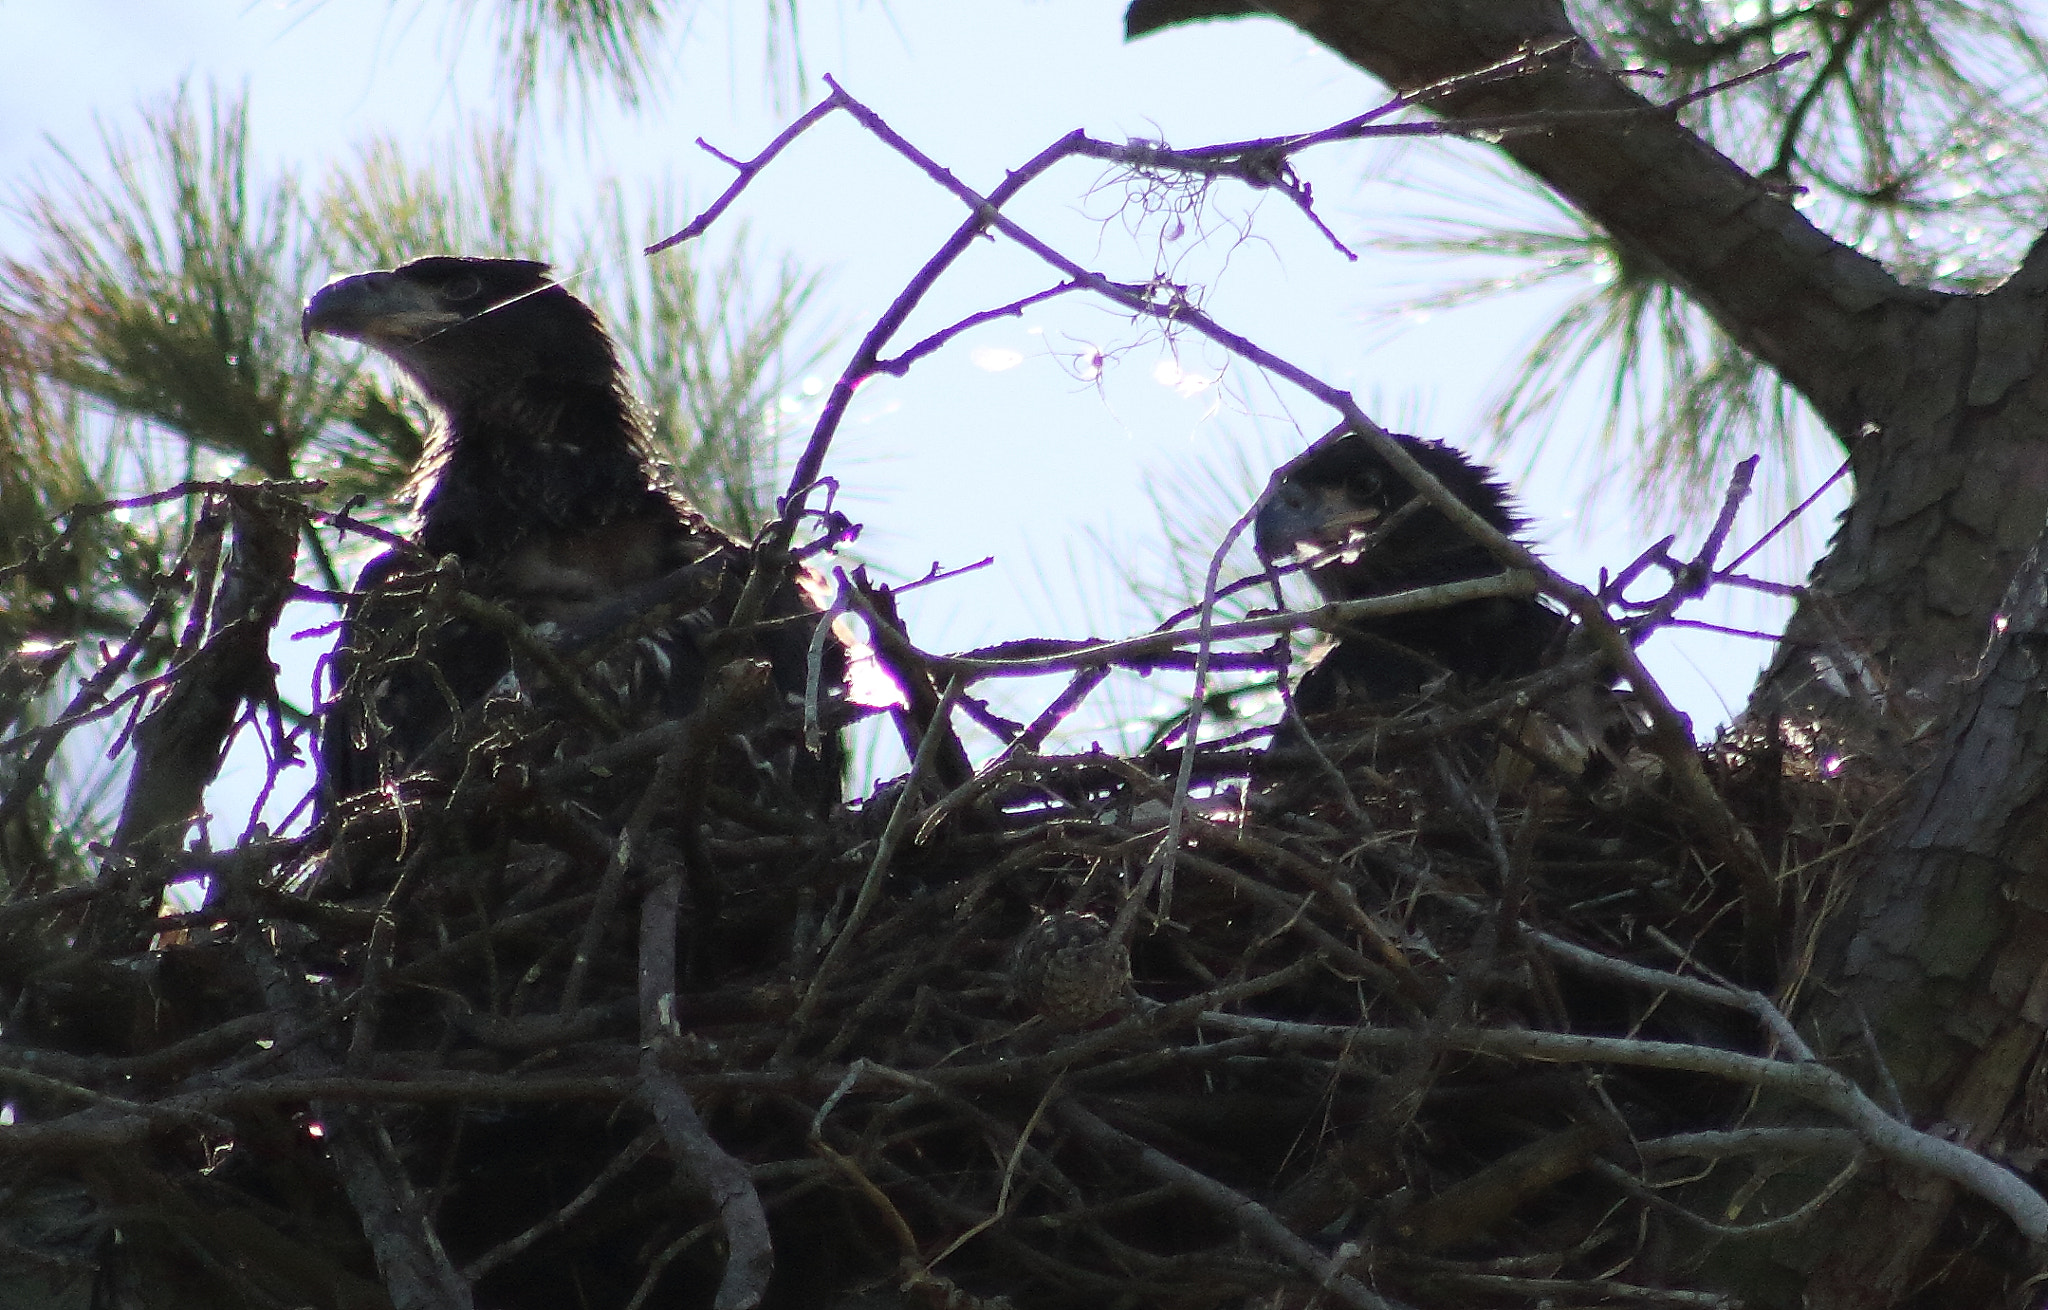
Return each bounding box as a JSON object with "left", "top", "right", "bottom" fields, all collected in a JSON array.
[
  {"left": 638, "top": 873, "right": 775, "bottom": 1310},
  {"left": 1057, "top": 1100, "right": 1415, "bottom": 1310}
]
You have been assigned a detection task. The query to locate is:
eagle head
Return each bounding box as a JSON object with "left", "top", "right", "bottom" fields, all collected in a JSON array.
[
  {"left": 1255, "top": 432, "right": 1527, "bottom": 601},
  {"left": 302, "top": 256, "right": 617, "bottom": 412}
]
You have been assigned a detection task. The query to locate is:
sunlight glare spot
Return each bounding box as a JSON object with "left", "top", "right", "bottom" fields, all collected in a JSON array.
[
  {"left": 1152, "top": 358, "right": 1214, "bottom": 397},
  {"left": 162, "top": 878, "right": 209, "bottom": 914},
  {"left": 971, "top": 347, "right": 1025, "bottom": 372}
]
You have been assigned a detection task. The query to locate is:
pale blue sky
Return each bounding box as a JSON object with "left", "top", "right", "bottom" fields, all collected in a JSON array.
[{"left": 1, "top": 0, "right": 1841, "bottom": 811}]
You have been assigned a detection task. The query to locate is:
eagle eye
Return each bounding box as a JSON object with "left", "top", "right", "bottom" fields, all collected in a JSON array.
[{"left": 443, "top": 274, "right": 483, "bottom": 303}]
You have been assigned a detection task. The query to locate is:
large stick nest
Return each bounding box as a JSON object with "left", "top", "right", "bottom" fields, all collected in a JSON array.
[{"left": 0, "top": 483, "right": 1911, "bottom": 1310}]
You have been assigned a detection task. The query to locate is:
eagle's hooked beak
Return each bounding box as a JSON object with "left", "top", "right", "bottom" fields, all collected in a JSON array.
[
  {"left": 1254, "top": 482, "right": 1381, "bottom": 568},
  {"left": 1304, "top": 506, "right": 1383, "bottom": 553},
  {"left": 302, "top": 270, "right": 463, "bottom": 348}
]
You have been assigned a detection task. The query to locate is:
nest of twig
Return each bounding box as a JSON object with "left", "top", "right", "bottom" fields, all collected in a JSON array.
[{"left": 0, "top": 487, "right": 1897, "bottom": 1310}]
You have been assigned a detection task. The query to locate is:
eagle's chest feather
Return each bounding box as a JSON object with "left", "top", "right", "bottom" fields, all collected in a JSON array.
[{"left": 495, "top": 516, "right": 688, "bottom": 625}]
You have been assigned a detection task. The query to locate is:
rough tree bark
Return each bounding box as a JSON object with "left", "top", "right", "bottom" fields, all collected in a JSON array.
[{"left": 1135, "top": 1, "right": 2048, "bottom": 1303}]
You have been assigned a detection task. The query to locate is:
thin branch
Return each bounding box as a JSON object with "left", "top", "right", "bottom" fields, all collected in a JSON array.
[
  {"left": 560, "top": 733, "right": 689, "bottom": 1015},
  {"left": 1726, "top": 456, "right": 1851, "bottom": 574},
  {"left": 460, "top": 1126, "right": 662, "bottom": 1279},
  {"left": 776, "top": 675, "right": 966, "bottom": 1063},
  {"left": 0, "top": 590, "right": 177, "bottom": 840},
  {"left": 1589, "top": 1152, "right": 1863, "bottom": 1239},
  {"left": 1056, "top": 1100, "right": 1414, "bottom": 1310},
  {"left": 924, "top": 574, "right": 1540, "bottom": 678},
  {"left": 638, "top": 872, "right": 774, "bottom": 1310},
  {"left": 645, "top": 96, "right": 849, "bottom": 255},
  {"left": 1195, "top": 1010, "right": 2048, "bottom": 1242},
  {"left": 873, "top": 280, "right": 1083, "bottom": 375}
]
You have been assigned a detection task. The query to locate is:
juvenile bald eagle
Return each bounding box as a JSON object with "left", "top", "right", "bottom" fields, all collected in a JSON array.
[
  {"left": 303, "top": 256, "right": 839, "bottom": 812},
  {"left": 1255, "top": 431, "right": 1567, "bottom": 712}
]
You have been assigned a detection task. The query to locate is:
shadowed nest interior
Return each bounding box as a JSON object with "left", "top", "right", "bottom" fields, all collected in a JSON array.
[{"left": 0, "top": 471, "right": 1902, "bottom": 1310}]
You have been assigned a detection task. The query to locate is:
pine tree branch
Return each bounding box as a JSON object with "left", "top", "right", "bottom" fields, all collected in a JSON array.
[{"left": 1249, "top": 0, "right": 1936, "bottom": 444}]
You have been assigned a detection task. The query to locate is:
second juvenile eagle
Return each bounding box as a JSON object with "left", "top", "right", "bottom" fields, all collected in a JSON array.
[
  {"left": 303, "top": 256, "right": 839, "bottom": 811},
  {"left": 1255, "top": 431, "right": 1566, "bottom": 712}
]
